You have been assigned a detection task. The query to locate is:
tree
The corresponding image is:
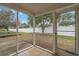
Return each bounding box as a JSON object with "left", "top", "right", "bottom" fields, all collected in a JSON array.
[
  {"left": 27, "top": 16, "right": 33, "bottom": 27},
  {"left": 20, "top": 23, "right": 29, "bottom": 28},
  {"left": 0, "top": 10, "right": 14, "bottom": 33},
  {"left": 28, "top": 13, "right": 52, "bottom": 33},
  {"left": 57, "top": 11, "right": 75, "bottom": 26}
]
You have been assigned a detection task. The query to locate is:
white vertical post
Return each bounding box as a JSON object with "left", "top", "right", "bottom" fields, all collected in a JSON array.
[
  {"left": 33, "top": 16, "right": 36, "bottom": 46},
  {"left": 75, "top": 5, "right": 79, "bottom": 55},
  {"left": 16, "top": 11, "right": 19, "bottom": 55},
  {"left": 52, "top": 11, "right": 57, "bottom": 55}
]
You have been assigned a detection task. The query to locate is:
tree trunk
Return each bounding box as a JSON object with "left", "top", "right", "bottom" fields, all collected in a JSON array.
[
  {"left": 6, "top": 27, "right": 9, "bottom": 34},
  {"left": 41, "top": 26, "right": 45, "bottom": 33},
  {"left": 41, "top": 20, "right": 45, "bottom": 33}
]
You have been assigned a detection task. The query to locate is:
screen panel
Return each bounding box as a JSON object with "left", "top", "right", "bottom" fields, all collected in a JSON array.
[
  {"left": 57, "top": 11, "right": 75, "bottom": 55},
  {"left": 35, "top": 13, "right": 54, "bottom": 51},
  {"left": 0, "top": 6, "right": 17, "bottom": 56},
  {"left": 17, "top": 12, "right": 33, "bottom": 52}
]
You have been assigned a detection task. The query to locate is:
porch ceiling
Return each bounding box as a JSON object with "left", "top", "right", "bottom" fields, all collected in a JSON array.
[
  {"left": 0, "top": 3, "right": 77, "bottom": 16},
  {"left": 16, "top": 3, "right": 72, "bottom": 15}
]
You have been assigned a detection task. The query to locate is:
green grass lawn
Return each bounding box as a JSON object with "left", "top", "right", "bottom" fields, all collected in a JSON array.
[
  {"left": 19, "top": 32, "right": 75, "bottom": 43},
  {"left": 0, "top": 31, "right": 75, "bottom": 46},
  {"left": 0, "top": 31, "right": 75, "bottom": 41},
  {"left": 58, "top": 35, "right": 75, "bottom": 42},
  {"left": 0, "top": 31, "right": 16, "bottom": 37}
]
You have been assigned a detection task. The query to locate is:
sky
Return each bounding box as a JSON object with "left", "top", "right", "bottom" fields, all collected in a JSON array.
[
  {"left": 18, "top": 12, "right": 29, "bottom": 24},
  {"left": 0, "top": 5, "right": 29, "bottom": 24}
]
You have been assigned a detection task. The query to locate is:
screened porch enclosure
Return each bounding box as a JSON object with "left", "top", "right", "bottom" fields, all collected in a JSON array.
[{"left": 0, "top": 3, "right": 79, "bottom": 56}]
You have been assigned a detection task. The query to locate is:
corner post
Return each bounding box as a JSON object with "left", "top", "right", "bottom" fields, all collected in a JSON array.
[
  {"left": 52, "top": 11, "right": 57, "bottom": 55},
  {"left": 16, "top": 11, "right": 19, "bottom": 55},
  {"left": 33, "top": 16, "right": 36, "bottom": 46}
]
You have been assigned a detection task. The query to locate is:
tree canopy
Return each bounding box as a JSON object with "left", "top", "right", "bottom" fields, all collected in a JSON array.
[
  {"left": 0, "top": 9, "right": 16, "bottom": 33},
  {"left": 28, "top": 13, "right": 53, "bottom": 32},
  {"left": 57, "top": 11, "right": 75, "bottom": 26},
  {"left": 26, "top": 11, "right": 75, "bottom": 33}
]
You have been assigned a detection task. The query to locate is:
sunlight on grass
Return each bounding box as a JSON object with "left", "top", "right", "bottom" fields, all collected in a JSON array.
[
  {"left": 0, "top": 31, "right": 16, "bottom": 37},
  {"left": 58, "top": 35, "right": 75, "bottom": 42}
]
